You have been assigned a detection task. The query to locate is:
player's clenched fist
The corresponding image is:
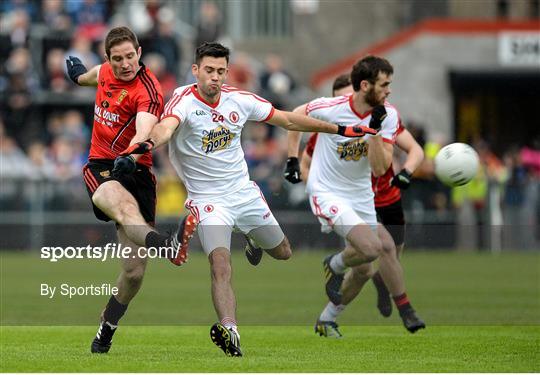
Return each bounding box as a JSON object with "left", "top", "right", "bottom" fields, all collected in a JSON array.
[
  {"left": 284, "top": 157, "right": 302, "bottom": 184},
  {"left": 369, "top": 105, "right": 388, "bottom": 131},
  {"left": 112, "top": 155, "right": 136, "bottom": 178},
  {"left": 65, "top": 56, "right": 87, "bottom": 85},
  {"left": 119, "top": 139, "right": 155, "bottom": 156},
  {"left": 337, "top": 124, "right": 378, "bottom": 137},
  {"left": 391, "top": 168, "right": 412, "bottom": 189}
]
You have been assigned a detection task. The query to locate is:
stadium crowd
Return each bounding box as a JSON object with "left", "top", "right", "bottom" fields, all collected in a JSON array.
[{"left": 1, "top": 0, "right": 539, "bottom": 250}]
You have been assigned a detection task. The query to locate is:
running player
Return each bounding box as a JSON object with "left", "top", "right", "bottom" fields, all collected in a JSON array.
[
  {"left": 286, "top": 57, "right": 425, "bottom": 337},
  {"left": 292, "top": 74, "right": 425, "bottom": 337},
  {"left": 65, "top": 26, "right": 197, "bottom": 354},
  {"left": 121, "top": 42, "right": 378, "bottom": 357}
]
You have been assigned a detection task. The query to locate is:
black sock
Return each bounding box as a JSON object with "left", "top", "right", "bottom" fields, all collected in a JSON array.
[
  {"left": 145, "top": 230, "right": 168, "bottom": 248},
  {"left": 103, "top": 295, "right": 128, "bottom": 325}
]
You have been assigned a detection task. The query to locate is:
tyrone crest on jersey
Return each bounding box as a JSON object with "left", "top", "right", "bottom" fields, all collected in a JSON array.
[
  {"left": 202, "top": 125, "right": 235, "bottom": 154},
  {"left": 336, "top": 139, "right": 368, "bottom": 161}
]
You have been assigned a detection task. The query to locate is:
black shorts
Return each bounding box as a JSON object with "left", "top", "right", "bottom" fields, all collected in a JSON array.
[
  {"left": 376, "top": 199, "right": 405, "bottom": 246},
  {"left": 82, "top": 159, "right": 156, "bottom": 224}
]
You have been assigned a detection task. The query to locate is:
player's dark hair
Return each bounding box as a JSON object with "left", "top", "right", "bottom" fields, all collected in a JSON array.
[
  {"left": 195, "top": 42, "right": 230, "bottom": 65},
  {"left": 350, "top": 55, "right": 393, "bottom": 91},
  {"left": 332, "top": 73, "right": 352, "bottom": 95},
  {"left": 105, "top": 26, "right": 139, "bottom": 58}
]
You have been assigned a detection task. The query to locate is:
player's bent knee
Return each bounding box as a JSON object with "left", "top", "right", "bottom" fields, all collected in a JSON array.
[
  {"left": 268, "top": 237, "right": 292, "bottom": 260},
  {"left": 359, "top": 240, "right": 382, "bottom": 263}
]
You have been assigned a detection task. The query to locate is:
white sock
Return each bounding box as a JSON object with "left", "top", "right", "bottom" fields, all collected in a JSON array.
[
  {"left": 329, "top": 252, "right": 346, "bottom": 274},
  {"left": 319, "top": 302, "right": 346, "bottom": 322},
  {"left": 221, "top": 317, "right": 237, "bottom": 332}
]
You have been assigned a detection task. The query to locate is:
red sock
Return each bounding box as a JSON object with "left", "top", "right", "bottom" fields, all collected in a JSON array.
[{"left": 393, "top": 293, "right": 411, "bottom": 312}]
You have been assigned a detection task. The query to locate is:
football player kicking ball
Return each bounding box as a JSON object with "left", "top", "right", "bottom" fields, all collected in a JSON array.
[
  {"left": 285, "top": 73, "right": 425, "bottom": 337},
  {"left": 121, "top": 42, "right": 378, "bottom": 357},
  {"left": 66, "top": 26, "right": 197, "bottom": 354},
  {"left": 285, "top": 57, "right": 426, "bottom": 337}
]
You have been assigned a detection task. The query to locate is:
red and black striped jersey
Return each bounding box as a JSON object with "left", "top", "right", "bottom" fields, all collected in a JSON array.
[{"left": 88, "top": 62, "right": 163, "bottom": 167}]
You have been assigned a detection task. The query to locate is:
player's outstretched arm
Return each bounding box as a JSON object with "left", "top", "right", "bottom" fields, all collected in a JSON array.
[
  {"left": 395, "top": 129, "right": 424, "bottom": 175},
  {"left": 66, "top": 56, "right": 100, "bottom": 87},
  {"left": 267, "top": 109, "right": 376, "bottom": 137},
  {"left": 390, "top": 129, "right": 424, "bottom": 189},
  {"left": 113, "top": 116, "right": 180, "bottom": 178},
  {"left": 287, "top": 104, "right": 307, "bottom": 158}
]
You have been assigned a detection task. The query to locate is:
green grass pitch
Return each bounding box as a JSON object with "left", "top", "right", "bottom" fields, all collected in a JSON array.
[{"left": 1, "top": 250, "right": 539, "bottom": 372}]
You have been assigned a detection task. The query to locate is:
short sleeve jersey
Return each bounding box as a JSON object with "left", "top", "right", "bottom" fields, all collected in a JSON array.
[
  {"left": 161, "top": 84, "right": 274, "bottom": 199},
  {"left": 305, "top": 94, "right": 399, "bottom": 201},
  {"left": 89, "top": 62, "right": 164, "bottom": 167}
]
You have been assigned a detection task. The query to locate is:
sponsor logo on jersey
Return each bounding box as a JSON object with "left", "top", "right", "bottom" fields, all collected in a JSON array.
[
  {"left": 94, "top": 104, "right": 120, "bottom": 127},
  {"left": 229, "top": 111, "right": 239, "bottom": 123},
  {"left": 336, "top": 139, "right": 368, "bottom": 161},
  {"left": 116, "top": 89, "right": 128, "bottom": 104},
  {"left": 195, "top": 110, "right": 207, "bottom": 116},
  {"left": 101, "top": 100, "right": 109, "bottom": 108},
  {"left": 100, "top": 170, "right": 111, "bottom": 178},
  {"left": 204, "top": 204, "right": 214, "bottom": 213},
  {"left": 202, "top": 125, "right": 235, "bottom": 154},
  {"left": 330, "top": 205, "right": 339, "bottom": 215}
]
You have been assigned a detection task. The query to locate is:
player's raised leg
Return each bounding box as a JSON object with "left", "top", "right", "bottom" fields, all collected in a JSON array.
[
  {"left": 92, "top": 180, "right": 196, "bottom": 266},
  {"left": 248, "top": 224, "right": 291, "bottom": 261}
]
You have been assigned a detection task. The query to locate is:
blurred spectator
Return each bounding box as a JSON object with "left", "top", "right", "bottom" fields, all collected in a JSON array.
[
  {"left": 195, "top": 1, "right": 223, "bottom": 47},
  {"left": 65, "top": 34, "right": 100, "bottom": 68},
  {"left": 0, "top": 8, "right": 31, "bottom": 48},
  {"left": 4, "top": 47, "right": 39, "bottom": 91},
  {"left": 151, "top": 9, "right": 181, "bottom": 77},
  {"left": 128, "top": 0, "right": 160, "bottom": 36},
  {"left": 259, "top": 54, "right": 297, "bottom": 110},
  {"left": 49, "top": 136, "right": 84, "bottom": 181},
  {"left": 66, "top": 0, "right": 107, "bottom": 41},
  {"left": 40, "top": 0, "right": 72, "bottom": 32},
  {"left": 0, "top": 126, "right": 30, "bottom": 178},
  {"left": 227, "top": 52, "right": 257, "bottom": 91},
  {"left": 26, "top": 140, "right": 56, "bottom": 178},
  {"left": 502, "top": 146, "right": 529, "bottom": 249},
  {"left": 143, "top": 53, "right": 177, "bottom": 100},
  {"left": 44, "top": 48, "right": 69, "bottom": 92}
]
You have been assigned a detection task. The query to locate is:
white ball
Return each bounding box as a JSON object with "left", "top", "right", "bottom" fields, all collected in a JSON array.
[{"left": 434, "top": 143, "right": 479, "bottom": 187}]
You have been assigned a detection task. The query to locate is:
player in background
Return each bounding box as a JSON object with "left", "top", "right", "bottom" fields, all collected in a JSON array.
[
  {"left": 289, "top": 74, "right": 425, "bottom": 336},
  {"left": 286, "top": 57, "right": 425, "bottom": 337},
  {"left": 120, "top": 42, "right": 378, "bottom": 357},
  {"left": 66, "top": 26, "right": 197, "bottom": 354}
]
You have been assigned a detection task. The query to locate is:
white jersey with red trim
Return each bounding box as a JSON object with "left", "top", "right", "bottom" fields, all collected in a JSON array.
[
  {"left": 306, "top": 94, "right": 399, "bottom": 201},
  {"left": 161, "top": 84, "right": 274, "bottom": 199}
]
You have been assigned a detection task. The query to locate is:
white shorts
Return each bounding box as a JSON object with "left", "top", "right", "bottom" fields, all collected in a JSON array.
[
  {"left": 309, "top": 192, "right": 377, "bottom": 238},
  {"left": 185, "top": 182, "right": 285, "bottom": 254}
]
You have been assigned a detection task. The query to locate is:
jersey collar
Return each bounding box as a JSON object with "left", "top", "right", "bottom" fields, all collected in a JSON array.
[
  {"left": 349, "top": 94, "right": 371, "bottom": 120},
  {"left": 191, "top": 85, "right": 221, "bottom": 108}
]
